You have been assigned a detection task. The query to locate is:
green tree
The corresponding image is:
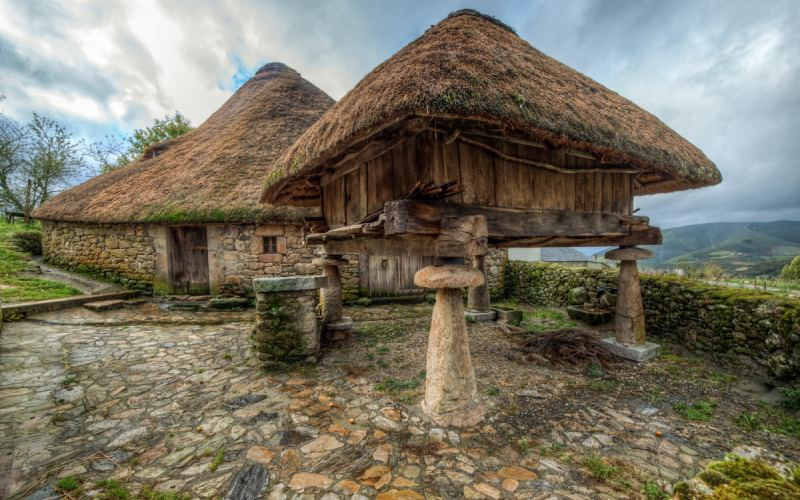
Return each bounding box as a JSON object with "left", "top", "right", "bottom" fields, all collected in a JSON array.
[
  {"left": 91, "top": 112, "right": 193, "bottom": 173},
  {"left": 702, "top": 262, "right": 726, "bottom": 280},
  {"left": 780, "top": 255, "right": 800, "bottom": 281},
  {"left": 0, "top": 112, "right": 86, "bottom": 221}
]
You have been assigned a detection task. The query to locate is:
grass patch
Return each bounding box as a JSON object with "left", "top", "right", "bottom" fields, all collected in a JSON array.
[
  {"left": 587, "top": 379, "right": 617, "bottom": 392},
  {"left": 95, "top": 479, "right": 130, "bottom": 499},
  {"left": 375, "top": 371, "right": 425, "bottom": 403},
  {"left": 643, "top": 480, "right": 669, "bottom": 500},
  {"left": 520, "top": 309, "right": 577, "bottom": 333},
  {"left": 208, "top": 449, "right": 224, "bottom": 472},
  {"left": 0, "top": 221, "right": 82, "bottom": 303},
  {"left": 140, "top": 488, "right": 191, "bottom": 500},
  {"left": 56, "top": 475, "right": 79, "bottom": 492},
  {"left": 539, "top": 442, "right": 566, "bottom": 457},
  {"left": 583, "top": 453, "right": 618, "bottom": 481},
  {"left": 356, "top": 321, "right": 406, "bottom": 347},
  {"left": 487, "top": 386, "right": 501, "bottom": 396},
  {"left": 673, "top": 401, "right": 716, "bottom": 421},
  {"left": 778, "top": 386, "right": 800, "bottom": 411},
  {"left": 735, "top": 412, "right": 763, "bottom": 431}
]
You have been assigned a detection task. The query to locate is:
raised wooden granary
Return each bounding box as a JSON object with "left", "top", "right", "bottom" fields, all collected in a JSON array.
[{"left": 262, "top": 10, "right": 721, "bottom": 426}]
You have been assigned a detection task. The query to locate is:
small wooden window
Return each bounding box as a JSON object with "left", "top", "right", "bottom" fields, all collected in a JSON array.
[{"left": 262, "top": 236, "right": 278, "bottom": 254}]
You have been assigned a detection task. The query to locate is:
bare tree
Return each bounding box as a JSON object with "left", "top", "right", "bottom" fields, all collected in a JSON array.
[{"left": 87, "top": 134, "right": 129, "bottom": 173}]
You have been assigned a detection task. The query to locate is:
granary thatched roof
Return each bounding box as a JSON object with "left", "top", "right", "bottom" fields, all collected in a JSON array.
[
  {"left": 35, "top": 63, "right": 334, "bottom": 224},
  {"left": 262, "top": 9, "right": 720, "bottom": 203}
]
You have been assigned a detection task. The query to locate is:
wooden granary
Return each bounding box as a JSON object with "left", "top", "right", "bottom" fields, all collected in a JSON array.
[{"left": 262, "top": 10, "right": 721, "bottom": 426}]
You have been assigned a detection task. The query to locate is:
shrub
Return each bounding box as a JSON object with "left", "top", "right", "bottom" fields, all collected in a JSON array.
[{"left": 11, "top": 230, "right": 42, "bottom": 255}]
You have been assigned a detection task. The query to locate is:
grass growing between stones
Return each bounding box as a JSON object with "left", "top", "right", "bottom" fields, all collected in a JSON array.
[
  {"left": 673, "top": 400, "right": 716, "bottom": 421},
  {"left": 0, "top": 220, "right": 82, "bottom": 303},
  {"left": 583, "top": 453, "right": 618, "bottom": 481},
  {"left": 375, "top": 370, "right": 425, "bottom": 403}
]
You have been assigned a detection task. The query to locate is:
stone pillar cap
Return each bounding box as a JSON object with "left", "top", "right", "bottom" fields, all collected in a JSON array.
[
  {"left": 253, "top": 275, "right": 328, "bottom": 292},
  {"left": 414, "top": 265, "right": 484, "bottom": 289},
  {"left": 604, "top": 246, "right": 653, "bottom": 261}
]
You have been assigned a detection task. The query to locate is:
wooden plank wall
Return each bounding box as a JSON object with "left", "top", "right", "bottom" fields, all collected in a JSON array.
[{"left": 322, "top": 131, "right": 633, "bottom": 228}]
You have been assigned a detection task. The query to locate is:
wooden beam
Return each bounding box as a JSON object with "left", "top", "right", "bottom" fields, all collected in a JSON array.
[
  {"left": 321, "top": 233, "right": 487, "bottom": 258},
  {"left": 384, "top": 200, "right": 631, "bottom": 240},
  {"left": 495, "top": 226, "right": 662, "bottom": 248}
]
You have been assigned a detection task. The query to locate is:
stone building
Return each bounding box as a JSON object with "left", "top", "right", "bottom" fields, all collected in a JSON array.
[
  {"left": 34, "top": 62, "right": 505, "bottom": 298},
  {"left": 34, "top": 63, "right": 337, "bottom": 296}
]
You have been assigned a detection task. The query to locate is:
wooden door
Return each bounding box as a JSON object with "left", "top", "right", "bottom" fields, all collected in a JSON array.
[
  {"left": 359, "top": 255, "right": 435, "bottom": 297},
  {"left": 168, "top": 226, "right": 210, "bottom": 295}
]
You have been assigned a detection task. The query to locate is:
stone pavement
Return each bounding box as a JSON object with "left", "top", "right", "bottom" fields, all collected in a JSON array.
[{"left": 0, "top": 302, "right": 797, "bottom": 499}]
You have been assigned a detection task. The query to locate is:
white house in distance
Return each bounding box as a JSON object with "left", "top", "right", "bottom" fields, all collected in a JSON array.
[{"left": 509, "top": 247, "right": 607, "bottom": 269}]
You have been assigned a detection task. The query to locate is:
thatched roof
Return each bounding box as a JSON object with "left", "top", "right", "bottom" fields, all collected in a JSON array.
[
  {"left": 263, "top": 10, "right": 720, "bottom": 202},
  {"left": 35, "top": 63, "right": 334, "bottom": 224}
]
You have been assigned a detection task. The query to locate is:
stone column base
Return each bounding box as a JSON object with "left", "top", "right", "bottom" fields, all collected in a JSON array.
[
  {"left": 600, "top": 337, "right": 660, "bottom": 362},
  {"left": 325, "top": 316, "right": 354, "bottom": 341},
  {"left": 421, "top": 399, "right": 485, "bottom": 428},
  {"left": 465, "top": 310, "right": 496, "bottom": 323}
]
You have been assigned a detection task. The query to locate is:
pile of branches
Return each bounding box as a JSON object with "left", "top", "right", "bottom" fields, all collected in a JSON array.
[{"left": 511, "top": 328, "right": 615, "bottom": 367}]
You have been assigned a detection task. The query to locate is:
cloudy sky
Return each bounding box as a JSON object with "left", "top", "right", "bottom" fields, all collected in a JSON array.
[{"left": 1, "top": 0, "right": 798, "bottom": 229}]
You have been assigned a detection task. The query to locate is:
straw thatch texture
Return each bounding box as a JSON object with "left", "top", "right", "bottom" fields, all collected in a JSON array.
[
  {"left": 263, "top": 10, "right": 720, "bottom": 202},
  {"left": 35, "top": 63, "right": 334, "bottom": 223}
]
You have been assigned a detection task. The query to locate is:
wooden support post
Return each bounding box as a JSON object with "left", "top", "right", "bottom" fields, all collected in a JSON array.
[{"left": 415, "top": 265, "right": 485, "bottom": 427}]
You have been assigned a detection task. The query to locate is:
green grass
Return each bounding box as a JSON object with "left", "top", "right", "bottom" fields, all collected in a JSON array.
[
  {"left": 56, "top": 475, "right": 79, "bottom": 491},
  {"left": 487, "top": 386, "right": 501, "bottom": 396},
  {"left": 0, "top": 221, "right": 82, "bottom": 303},
  {"left": 95, "top": 479, "right": 129, "bottom": 499},
  {"left": 208, "top": 449, "right": 224, "bottom": 472},
  {"left": 643, "top": 480, "right": 669, "bottom": 500},
  {"left": 673, "top": 401, "right": 716, "bottom": 421},
  {"left": 140, "top": 488, "right": 190, "bottom": 500},
  {"left": 520, "top": 309, "right": 577, "bottom": 333},
  {"left": 735, "top": 412, "right": 763, "bottom": 431},
  {"left": 375, "top": 371, "right": 425, "bottom": 403},
  {"left": 583, "top": 453, "right": 618, "bottom": 481}
]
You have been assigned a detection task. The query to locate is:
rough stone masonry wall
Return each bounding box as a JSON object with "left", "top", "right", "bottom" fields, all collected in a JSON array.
[
  {"left": 503, "top": 261, "right": 800, "bottom": 380},
  {"left": 213, "top": 224, "right": 359, "bottom": 299},
  {"left": 41, "top": 220, "right": 156, "bottom": 291}
]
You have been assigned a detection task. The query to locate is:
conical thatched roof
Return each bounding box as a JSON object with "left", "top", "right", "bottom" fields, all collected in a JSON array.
[
  {"left": 35, "top": 63, "right": 334, "bottom": 224},
  {"left": 263, "top": 10, "right": 720, "bottom": 202}
]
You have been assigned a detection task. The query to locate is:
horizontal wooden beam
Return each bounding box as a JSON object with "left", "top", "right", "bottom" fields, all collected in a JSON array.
[
  {"left": 495, "top": 226, "right": 662, "bottom": 248},
  {"left": 384, "top": 200, "right": 633, "bottom": 240},
  {"left": 321, "top": 233, "right": 487, "bottom": 258}
]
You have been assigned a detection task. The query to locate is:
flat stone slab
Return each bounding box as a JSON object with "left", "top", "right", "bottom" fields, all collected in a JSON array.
[
  {"left": 326, "top": 317, "right": 353, "bottom": 331},
  {"left": 83, "top": 299, "right": 126, "bottom": 312},
  {"left": 600, "top": 337, "right": 660, "bottom": 362},
  {"left": 566, "top": 306, "right": 612, "bottom": 326},
  {"left": 465, "top": 310, "right": 496, "bottom": 323},
  {"left": 492, "top": 307, "right": 523, "bottom": 326},
  {"left": 414, "top": 265, "right": 484, "bottom": 289},
  {"left": 253, "top": 275, "right": 328, "bottom": 293}
]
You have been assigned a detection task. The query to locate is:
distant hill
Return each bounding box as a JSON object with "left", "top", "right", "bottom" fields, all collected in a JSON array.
[{"left": 595, "top": 220, "right": 800, "bottom": 276}]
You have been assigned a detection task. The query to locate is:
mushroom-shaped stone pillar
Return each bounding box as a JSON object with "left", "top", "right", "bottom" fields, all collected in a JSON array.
[
  {"left": 313, "top": 255, "right": 353, "bottom": 338},
  {"left": 602, "top": 246, "right": 660, "bottom": 362},
  {"left": 415, "top": 265, "right": 485, "bottom": 427},
  {"left": 466, "top": 254, "right": 496, "bottom": 322}
]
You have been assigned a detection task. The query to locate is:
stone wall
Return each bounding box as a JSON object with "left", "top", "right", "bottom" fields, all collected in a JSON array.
[
  {"left": 503, "top": 261, "right": 800, "bottom": 380},
  {"left": 40, "top": 221, "right": 356, "bottom": 297},
  {"left": 41, "top": 221, "right": 156, "bottom": 291}
]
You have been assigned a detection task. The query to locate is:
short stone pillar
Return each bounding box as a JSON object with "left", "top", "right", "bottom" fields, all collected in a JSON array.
[
  {"left": 252, "top": 275, "right": 328, "bottom": 369},
  {"left": 313, "top": 255, "right": 353, "bottom": 338},
  {"left": 415, "top": 265, "right": 485, "bottom": 427},
  {"left": 602, "top": 246, "right": 660, "bottom": 362},
  {"left": 466, "top": 254, "right": 496, "bottom": 322}
]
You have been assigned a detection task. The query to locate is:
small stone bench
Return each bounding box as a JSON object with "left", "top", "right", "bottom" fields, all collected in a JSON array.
[{"left": 252, "top": 275, "right": 328, "bottom": 369}]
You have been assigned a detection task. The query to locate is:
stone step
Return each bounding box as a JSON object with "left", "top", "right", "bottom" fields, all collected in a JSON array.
[{"left": 83, "top": 299, "right": 127, "bottom": 312}]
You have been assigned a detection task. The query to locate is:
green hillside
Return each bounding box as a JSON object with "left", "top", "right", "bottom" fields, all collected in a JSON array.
[{"left": 643, "top": 221, "right": 800, "bottom": 276}]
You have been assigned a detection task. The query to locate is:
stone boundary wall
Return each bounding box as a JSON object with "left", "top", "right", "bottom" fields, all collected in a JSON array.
[
  {"left": 503, "top": 261, "right": 800, "bottom": 380},
  {"left": 41, "top": 221, "right": 156, "bottom": 291}
]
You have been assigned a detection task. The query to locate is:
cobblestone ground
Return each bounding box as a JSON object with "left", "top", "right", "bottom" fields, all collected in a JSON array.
[{"left": 1, "top": 302, "right": 797, "bottom": 499}]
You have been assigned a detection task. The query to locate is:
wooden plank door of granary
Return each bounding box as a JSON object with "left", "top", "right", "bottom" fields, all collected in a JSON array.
[
  {"left": 167, "top": 226, "right": 210, "bottom": 295},
  {"left": 359, "top": 255, "right": 436, "bottom": 297}
]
